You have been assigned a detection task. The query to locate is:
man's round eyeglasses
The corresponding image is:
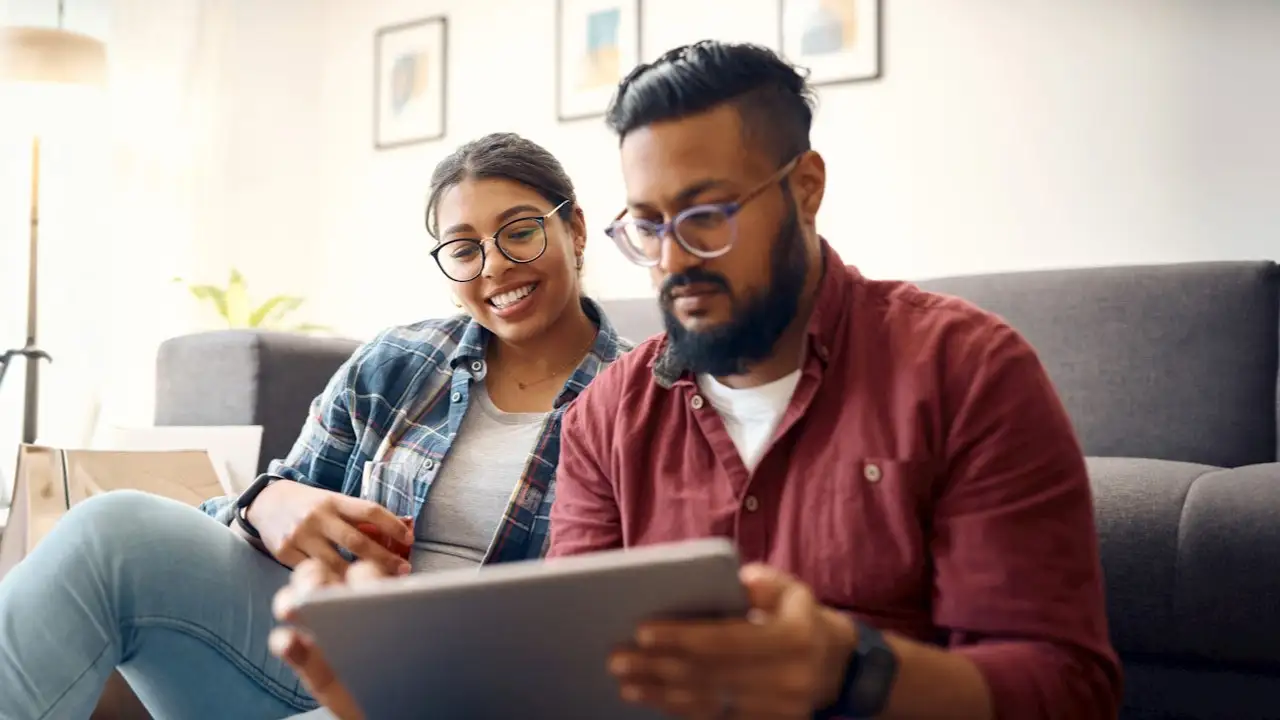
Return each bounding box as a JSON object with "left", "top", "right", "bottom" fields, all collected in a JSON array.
[
  {"left": 431, "top": 200, "right": 569, "bottom": 282},
  {"left": 603, "top": 157, "right": 800, "bottom": 267}
]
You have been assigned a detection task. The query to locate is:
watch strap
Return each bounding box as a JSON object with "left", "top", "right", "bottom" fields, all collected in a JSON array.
[
  {"left": 823, "top": 621, "right": 897, "bottom": 718},
  {"left": 233, "top": 473, "right": 279, "bottom": 539}
]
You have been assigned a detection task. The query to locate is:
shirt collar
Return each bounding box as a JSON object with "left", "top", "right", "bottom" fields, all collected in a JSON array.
[
  {"left": 448, "top": 297, "right": 626, "bottom": 407},
  {"left": 652, "top": 237, "right": 852, "bottom": 389}
]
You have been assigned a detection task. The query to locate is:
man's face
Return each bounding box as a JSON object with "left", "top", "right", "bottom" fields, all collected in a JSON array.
[{"left": 618, "top": 104, "right": 807, "bottom": 376}]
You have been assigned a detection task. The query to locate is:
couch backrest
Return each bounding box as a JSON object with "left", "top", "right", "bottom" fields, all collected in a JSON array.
[
  {"left": 597, "top": 297, "right": 664, "bottom": 345},
  {"left": 917, "top": 262, "right": 1280, "bottom": 468}
]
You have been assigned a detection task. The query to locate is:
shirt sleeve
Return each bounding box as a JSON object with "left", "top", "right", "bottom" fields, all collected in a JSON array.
[
  {"left": 934, "top": 323, "right": 1122, "bottom": 720},
  {"left": 198, "top": 337, "right": 376, "bottom": 524},
  {"left": 546, "top": 368, "right": 626, "bottom": 557}
]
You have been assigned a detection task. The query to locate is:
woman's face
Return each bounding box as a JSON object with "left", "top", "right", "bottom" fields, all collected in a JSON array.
[{"left": 433, "top": 178, "right": 585, "bottom": 344}]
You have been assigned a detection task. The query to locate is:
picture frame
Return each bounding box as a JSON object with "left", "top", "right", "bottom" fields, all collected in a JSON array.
[
  {"left": 779, "top": 0, "right": 882, "bottom": 86},
  {"left": 556, "top": 0, "right": 642, "bottom": 122},
  {"left": 374, "top": 16, "right": 448, "bottom": 150}
]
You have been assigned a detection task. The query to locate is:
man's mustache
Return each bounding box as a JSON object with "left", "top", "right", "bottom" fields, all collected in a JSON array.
[{"left": 659, "top": 269, "right": 731, "bottom": 304}]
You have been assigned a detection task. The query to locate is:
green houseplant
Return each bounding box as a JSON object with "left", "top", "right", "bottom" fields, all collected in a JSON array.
[{"left": 174, "top": 269, "right": 329, "bottom": 334}]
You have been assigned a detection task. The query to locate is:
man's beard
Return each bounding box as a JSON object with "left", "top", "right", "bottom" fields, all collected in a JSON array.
[{"left": 660, "top": 197, "right": 808, "bottom": 377}]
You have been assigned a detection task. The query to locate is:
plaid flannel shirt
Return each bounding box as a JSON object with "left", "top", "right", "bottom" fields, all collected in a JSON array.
[{"left": 201, "top": 298, "right": 633, "bottom": 564}]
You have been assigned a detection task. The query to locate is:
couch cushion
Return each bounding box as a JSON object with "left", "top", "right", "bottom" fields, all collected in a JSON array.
[
  {"left": 156, "top": 330, "right": 361, "bottom": 473},
  {"left": 598, "top": 297, "right": 663, "bottom": 345},
  {"left": 919, "top": 262, "right": 1280, "bottom": 467},
  {"left": 1088, "top": 458, "right": 1280, "bottom": 669}
]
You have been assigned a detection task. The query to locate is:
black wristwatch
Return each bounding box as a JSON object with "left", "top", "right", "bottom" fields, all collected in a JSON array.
[
  {"left": 820, "top": 621, "right": 898, "bottom": 718},
  {"left": 233, "top": 473, "right": 279, "bottom": 539}
]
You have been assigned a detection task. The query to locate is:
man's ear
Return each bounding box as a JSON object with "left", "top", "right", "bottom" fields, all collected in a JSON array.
[{"left": 792, "top": 151, "right": 826, "bottom": 228}]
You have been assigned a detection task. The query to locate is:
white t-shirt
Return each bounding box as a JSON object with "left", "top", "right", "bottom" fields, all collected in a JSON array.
[{"left": 695, "top": 370, "right": 802, "bottom": 472}]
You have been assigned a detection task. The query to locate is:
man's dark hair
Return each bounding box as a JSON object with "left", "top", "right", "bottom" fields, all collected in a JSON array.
[
  {"left": 425, "top": 132, "right": 576, "bottom": 239},
  {"left": 605, "top": 41, "right": 816, "bottom": 165}
]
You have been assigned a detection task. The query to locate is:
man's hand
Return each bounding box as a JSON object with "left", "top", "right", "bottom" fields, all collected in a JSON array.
[
  {"left": 270, "top": 560, "right": 393, "bottom": 720},
  {"left": 609, "top": 564, "right": 857, "bottom": 719}
]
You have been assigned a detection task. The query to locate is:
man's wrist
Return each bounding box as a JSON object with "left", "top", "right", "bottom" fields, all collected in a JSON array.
[{"left": 817, "top": 608, "right": 860, "bottom": 710}]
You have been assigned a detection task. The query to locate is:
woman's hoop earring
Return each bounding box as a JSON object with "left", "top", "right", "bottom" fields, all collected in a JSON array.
[{"left": 575, "top": 254, "right": 584, "bottom": 270}]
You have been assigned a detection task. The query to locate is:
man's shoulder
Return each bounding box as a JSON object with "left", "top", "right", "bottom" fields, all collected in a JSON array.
[
  {"left": 573, "top": 334, "right": 667, "bottom": 413},
  {"left": 854, "top": 272, "right": 1027, "bottom": 359}
]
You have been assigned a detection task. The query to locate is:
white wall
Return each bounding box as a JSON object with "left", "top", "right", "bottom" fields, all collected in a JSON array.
[{"left": 300, "top": 0, "right": 1280, "bottom": 339}]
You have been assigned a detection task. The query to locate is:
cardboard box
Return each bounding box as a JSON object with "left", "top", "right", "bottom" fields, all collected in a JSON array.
[{"left": 0, "top": 445, "right": 225, "bottom": 580}]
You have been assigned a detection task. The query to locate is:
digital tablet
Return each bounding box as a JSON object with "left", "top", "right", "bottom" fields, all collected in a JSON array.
[{"left": 291, "top": 538, "right": 749, "bottom": 719}]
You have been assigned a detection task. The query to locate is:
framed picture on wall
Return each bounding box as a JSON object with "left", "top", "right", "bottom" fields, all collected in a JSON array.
[
  {"left": 779, "top": 0, "right": 882, "bottom": 86},
  {"left": 374, "top": 16, "right": 448, "bottom": 150},
  {"left": 556, "top": 0, "right": 642, "bottom": 122}
]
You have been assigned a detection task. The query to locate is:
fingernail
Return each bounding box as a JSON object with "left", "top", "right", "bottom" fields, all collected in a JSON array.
[
  {"left": 635, "top": 629, "right": 656, "bottom": 647},
  {"left": 620, "top": 685, "right": 642, "bottom": 703},
  {"left": 609, "top": 656, "right": 629, "bottom": 674},
  {"left": 397, "top": 562, "right": 412, "bottom": 575}
]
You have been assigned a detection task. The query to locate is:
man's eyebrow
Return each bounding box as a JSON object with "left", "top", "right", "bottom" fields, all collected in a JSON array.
[
  {"left": 627, "top": 178, "right": 735, "bottom": 210},
  {"left": 440, "top": 204, "right": 547, "bottom": 237}
]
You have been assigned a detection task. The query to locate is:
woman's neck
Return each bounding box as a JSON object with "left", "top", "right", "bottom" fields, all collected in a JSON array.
[{"left": 486, "top": 298, "right": 598, "bottom": 379}]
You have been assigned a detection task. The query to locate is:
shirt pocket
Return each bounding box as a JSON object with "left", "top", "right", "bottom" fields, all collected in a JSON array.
[
  {"left": 817, "top": 457, "right": 937, "bottom": 614},
  {"left": 359, "top": 460, "right": 421, "bottom": 518}
]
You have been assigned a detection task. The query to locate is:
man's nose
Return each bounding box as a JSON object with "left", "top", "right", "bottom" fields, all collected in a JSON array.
[{"left": 657, "top": 230, "right": 701, "bottom": 277}]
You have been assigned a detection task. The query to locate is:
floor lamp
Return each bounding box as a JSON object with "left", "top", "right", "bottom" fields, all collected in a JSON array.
[{"left": 0, "top": 2, "right": 107, "bottom": 446}]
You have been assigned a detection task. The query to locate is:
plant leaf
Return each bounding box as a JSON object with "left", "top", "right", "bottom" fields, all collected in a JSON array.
[
  {"left": 249, "top": 295, "right": 304, "bottom": 328},
  {"left": 224, "top": 273, "right": 251, "bottom": 327},
  {"left": 187, "top": 285, "right": 228, "bottom": 319}
]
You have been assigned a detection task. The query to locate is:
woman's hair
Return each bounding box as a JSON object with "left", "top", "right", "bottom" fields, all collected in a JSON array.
[{"left": 425, "top": 132, "right": 577, "bottom": 240}]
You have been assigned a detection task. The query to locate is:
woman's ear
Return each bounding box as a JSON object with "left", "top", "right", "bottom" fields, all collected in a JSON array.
[{"left": 570, "top": 204, "right": 588, "bottom": 258}]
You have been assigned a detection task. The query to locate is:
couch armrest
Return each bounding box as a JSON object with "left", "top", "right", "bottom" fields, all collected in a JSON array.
[
  {"left": 155, "top": 330, "right": 361, "bottom": 474},
  {"left": 1088, "top": 458, "right": 1280, "bottom": 669}
]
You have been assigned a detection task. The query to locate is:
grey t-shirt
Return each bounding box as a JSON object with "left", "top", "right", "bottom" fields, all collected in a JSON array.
[{"left": 409, "top": 381, "right": 547, "bottom": 573}]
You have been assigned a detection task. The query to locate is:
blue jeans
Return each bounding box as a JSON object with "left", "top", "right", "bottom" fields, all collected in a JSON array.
[{"left": 0, "top": 490, "right": 319, "bottom": 719}]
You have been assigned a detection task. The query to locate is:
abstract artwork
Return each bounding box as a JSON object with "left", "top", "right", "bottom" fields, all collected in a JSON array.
[
  {"left": 779, "top": 0, "right": 881, "bottom": 86},
  {"left": 557, "top": 0, "right": 641, "bottom": 122},
  {"left": 374, "top": 16, "right": 447, "bottom": 150}
]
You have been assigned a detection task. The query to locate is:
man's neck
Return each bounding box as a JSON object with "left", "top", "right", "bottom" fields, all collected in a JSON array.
[{"left": 487, "top": 299, "right": 597, "bottom": 376}]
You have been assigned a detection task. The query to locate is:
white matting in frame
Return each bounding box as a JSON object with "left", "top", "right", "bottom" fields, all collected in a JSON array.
[
  {"left": 375, "top": 15, "right": 448, "bottom": 149},
  {"left": 557, "top": 0, "right": 641, "bottom": 121},
  {"left": 780, "top": 0, "right": 882, "bottom": 86}
]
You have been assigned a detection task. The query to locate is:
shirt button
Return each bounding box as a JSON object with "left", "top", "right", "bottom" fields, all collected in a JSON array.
[
  {"left": 743, "top": 495, "right": 759, "bottom": 512},
  {"left": 690, "top": 394, "right": 705, "bottom": 410},
  {"left": 423, "top": 458, "right": 436, "bottom": 471},
  {"left": 864, "top": 463, "right": 883, "bottom": 483},
  {"left": 451, "top": 391, "right": 462, "bottom": 402},
  {"left": 470, "top": 360, "right": 483, "bottom": 373}
]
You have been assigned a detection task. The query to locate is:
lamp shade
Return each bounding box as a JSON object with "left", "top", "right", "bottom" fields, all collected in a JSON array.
[{"left": 0, "top": 26, "right": 106, "bottom": 87}]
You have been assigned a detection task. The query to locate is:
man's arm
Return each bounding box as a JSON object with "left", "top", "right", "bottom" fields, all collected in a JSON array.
[
  {"left": 914, "top": 322, "right": 1122, "bottom": 719},
  {"left": 547, "top": 369, "right": 626, "bottom": 557}
]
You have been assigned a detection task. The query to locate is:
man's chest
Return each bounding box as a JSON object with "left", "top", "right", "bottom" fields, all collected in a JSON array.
[{"left": 612, "top": 391, "right": 941, "bottom": 628}]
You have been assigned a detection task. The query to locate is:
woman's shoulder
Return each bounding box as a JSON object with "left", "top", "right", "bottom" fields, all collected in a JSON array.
[{"left": 348, "top": 314, "right": 473, "bottom": 378}]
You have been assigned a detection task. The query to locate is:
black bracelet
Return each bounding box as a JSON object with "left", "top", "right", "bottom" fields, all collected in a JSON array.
[{"left": 234, "top": 503, "right": 262, "bottom": 539}]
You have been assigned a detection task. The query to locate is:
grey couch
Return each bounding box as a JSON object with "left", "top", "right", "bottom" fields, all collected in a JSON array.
[{"left": 156, "top": 267, "right": 1280, "bottom": 720}]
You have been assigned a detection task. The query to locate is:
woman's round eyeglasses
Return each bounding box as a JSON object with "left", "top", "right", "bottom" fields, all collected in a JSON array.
[
  {"left": 603, "top": 157, "right": 799, "bottom": 267},
  {"left": 431, "top": 200, "right": 569, "bottom": 283}
]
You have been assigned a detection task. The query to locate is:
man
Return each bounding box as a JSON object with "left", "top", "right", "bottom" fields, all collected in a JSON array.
[{"left": 275, "top": 41, "right": 1120, "bottom": 719}]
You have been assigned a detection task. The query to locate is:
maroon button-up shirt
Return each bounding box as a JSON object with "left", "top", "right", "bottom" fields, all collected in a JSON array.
[{"left": 550, "top": 241, "right": 1121, "bottom": 719}]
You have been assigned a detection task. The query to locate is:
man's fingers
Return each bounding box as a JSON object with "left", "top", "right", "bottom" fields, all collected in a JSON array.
[
  {"left": 335, "top": 496, "right": 412, "bottom": 544},
  {"left": 739, "top": 563, "right": 795, "bottom": 613},
  {"left": 635, "top": 619, "right": 802, "bottom": 658},
  {"left": 270, "top": 627, "right": 366, "bottom": 720},
  {"left": 347, "top": 560, "right": 394, "bottom": 586}
]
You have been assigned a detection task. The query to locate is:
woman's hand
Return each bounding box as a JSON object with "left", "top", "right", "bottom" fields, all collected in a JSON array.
[
  {"left": 271, "top": 560, "right": 393, "bottom": 720},
  {"left": 247, "top": 481, "right": 414, "bottom": 576}
]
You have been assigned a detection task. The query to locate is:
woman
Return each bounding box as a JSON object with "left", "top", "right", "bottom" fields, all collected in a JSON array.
[{"left": 0, "top": 132, "right": 632, "bottom": 719}]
